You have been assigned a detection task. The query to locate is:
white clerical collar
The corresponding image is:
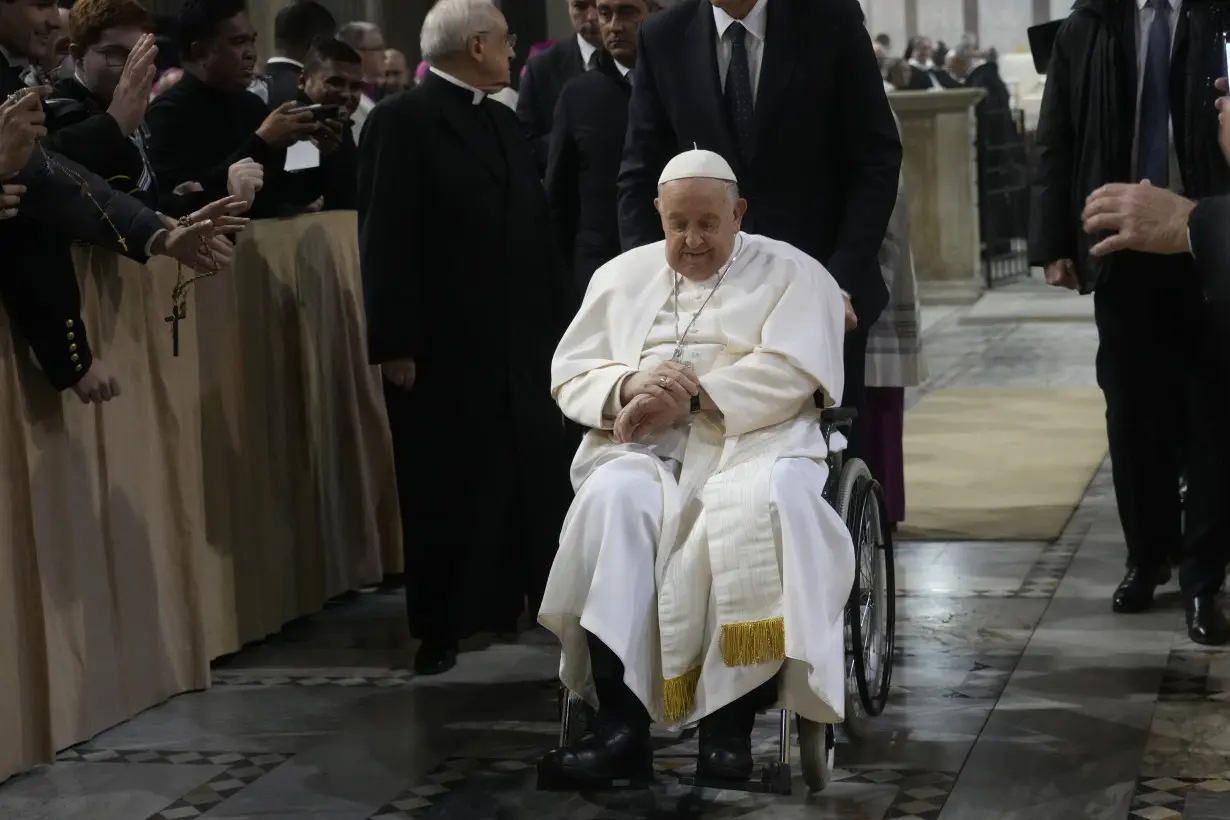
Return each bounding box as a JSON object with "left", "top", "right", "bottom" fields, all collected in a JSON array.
[
  {"left": 429, "top": 66, "right": 485, "bottom": 105},
  {"left": 615, "top": 60, "right": 632, "bottom": 76},
  {"left": 713, "top": 0, "right": 768, "bottom": 41},
  {"left": 577, "top": 33, "right": 597, "bottom": 69},
  {"left": 265, "top": 56, "right": 304, "bottom": 70}
]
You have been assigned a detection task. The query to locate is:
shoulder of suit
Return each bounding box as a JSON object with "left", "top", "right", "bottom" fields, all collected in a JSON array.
[
  {"left": 559, "top": 69, "right": 612, "bottom": 100},
  {"left": 641, "top": 0, "right": 700, "bottom": 40}
]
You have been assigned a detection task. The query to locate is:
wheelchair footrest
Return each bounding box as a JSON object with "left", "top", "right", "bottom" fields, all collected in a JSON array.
[{"left": 676, "top": 762, "right": 792, "bottom": 796}]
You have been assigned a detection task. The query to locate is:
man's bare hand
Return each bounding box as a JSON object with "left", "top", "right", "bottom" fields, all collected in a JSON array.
[
  {"left": 172, "top": 181, "right": 203, "bottom": 196},
  {"left": 314, "top": 118, "right": 344, "bottom": 156},
  {"left": 620, "top": 361, "right": 699, "bottom": 405},
  {"left": 107, "top": 33, "right": 157, "bottom": 136},
  {"left": 256, "top": 102, "right": 319, "bottom": 149},
  {"left": 0, "top": 87, "right": 49, "bottom": 180},
  {"left": 843, "top": 293, "right": 858, "bottom": 330},
  {"left": 382, "top": 359, "right": 415, "bottom": 391},
  {"left": 71, "top": 359, "right": 121, "bottom": 404},
  {"left": 226, "top": 158, "right": 264, "bottom": 212},
  {"left": 1044, "top": 258, "right": 1079, "bottom": 290},
  {"left": 1216, "top": 78, "right": 1230, "bottom": 167},
  {"left": 153, "top": 196, "right": 250, "bottom": 272},
  {"left": 613, "top": 393, "right": 679, "bottom": 444},
  {"left": 1082, "top": 181, "right": 1196, "bottom": 257},
  {"left": 0, "top": 183, "right": 24, "bottom": 219}
]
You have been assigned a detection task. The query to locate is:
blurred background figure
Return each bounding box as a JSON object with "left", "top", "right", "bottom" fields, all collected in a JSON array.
[
  {"left": 381, "top": 46, "right": 408, "bottom": 94},
  {"left": 517, "top": 0, "right": 601, "bottom": 174},
  {"left": 903, "top": 35, "right": 941, "bottom": 90},
  {"left": 260, "top": 0, "right": 336, "bottom": 108},
  {"left": 884, "top": 57, "right": 912, "bottom": 93},
  {"left": 335, "top": 20, "right": 385, "bottom": 142}
]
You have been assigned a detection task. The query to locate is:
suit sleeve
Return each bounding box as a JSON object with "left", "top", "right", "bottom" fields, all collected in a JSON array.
[
  {"left": 616, "top": 25, "right": 676, "bottom": 251},
  {"left": 1189, "top": 196, "right": 1230, "bottom": 299},
  {"left": 825, "top": 6, "right": 902, "bottom": 320},
  {"left": 516, "top": 58, "right": 551, "bottom": 175},
  {"left": 145, "top": 97, "right": 281, "bottom": 202},
  {"left": 42, "top": 107, "right": 132, "bottom": 183},
  {"left": 544, "top": 90, "right": 580, "bottom": 280},
  {"left": 1028, "top": 23, "right": 1076, "bottom": 270},
  {"left": 358, "top": 101, "right": 423, "bottom": 364},
  {"left": 12, "top": 149, "right": 165, "bottom": 262}
]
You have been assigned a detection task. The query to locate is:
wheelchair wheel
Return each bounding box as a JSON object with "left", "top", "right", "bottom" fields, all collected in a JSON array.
[
  {"left": 797, "top": 717, "right": 835, "bottom": 792},
  {"left": 834, "top": 459, "right": 896, "bottom": 735},
  {"left": 558, "top": 687, "right": 587, "bottom": 747}
]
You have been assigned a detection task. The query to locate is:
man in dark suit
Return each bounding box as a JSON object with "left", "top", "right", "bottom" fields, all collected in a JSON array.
[
  {"left": 263, "top": 0, "right": 335, "bottom": 109},
  {"left": 296, "top": 36, "right": 361, "bottom": 211},
  {"left": 516, "top": 0, "right": 602, "bottom": 174},
  {"left": 545, "top": 0, "right": 656, "bottom": 293},
  {"left": 359, "top": 0, "right": 576, "bottom": 676},
  {"left": 617, "top": 0, "right": 902, "bottom": 458},
  {"left": 1032, "top": 0, "right": 1230, "bottom": 643}
]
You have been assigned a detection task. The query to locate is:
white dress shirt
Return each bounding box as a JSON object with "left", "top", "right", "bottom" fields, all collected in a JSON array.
[
  {"left": 578, "top": 33, "right": 598, "bottom": 71},
  {"left": 1133, "top": 0, "right": 1182, "bottom": 192},
  {"left": 713, "top": 0, "right": 768, "bottom": 103}
]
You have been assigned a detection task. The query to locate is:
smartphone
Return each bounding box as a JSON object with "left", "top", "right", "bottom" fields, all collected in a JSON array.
[{"left": 295, "top": 103, "right": 343, "bottom": 122}]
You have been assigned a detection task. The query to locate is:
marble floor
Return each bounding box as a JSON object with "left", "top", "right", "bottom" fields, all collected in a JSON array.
[{"left": 2, "top": 276, "right": 1227, "bottom": 820}]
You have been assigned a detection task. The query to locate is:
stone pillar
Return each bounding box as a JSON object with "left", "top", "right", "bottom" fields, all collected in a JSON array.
[{"left": 889, "top": 88, "right": 986, "bottom": 305}]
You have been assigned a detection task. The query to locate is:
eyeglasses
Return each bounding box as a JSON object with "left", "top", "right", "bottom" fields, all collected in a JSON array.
[
  {"left": 476, "top": 31, "right": 517, "bottom": 49},
  {"left": 90, "top": 45, "right": 131, "bottom": 68}
]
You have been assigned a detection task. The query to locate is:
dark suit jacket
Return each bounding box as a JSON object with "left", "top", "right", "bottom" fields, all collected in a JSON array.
[
  {"left": 45, "top": 76, "right": 196, "bottom": 216},
  {"left": 545, "top": 52, "right": 632, "bottom": 293},
  {"left": 617, "top": 0, "right": 902, "bottom": 323},
  {"left": 516, "top": 36, "right": 585, "bottom": 175},
  {"left": 264, "top": 59, "right": 303, "bottom": 110},
  {"left": 1, "top": 57, "right": 164, "bottom": 390}
]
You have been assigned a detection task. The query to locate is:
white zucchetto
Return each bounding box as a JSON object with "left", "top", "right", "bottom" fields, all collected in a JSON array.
[{"left": 657, "top": 148, "right": 738, "bottom": 185}]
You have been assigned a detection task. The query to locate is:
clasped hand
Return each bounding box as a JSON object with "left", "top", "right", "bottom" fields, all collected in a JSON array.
[{"left": 613, "top": 361, "right": 701, "bottom": 444}]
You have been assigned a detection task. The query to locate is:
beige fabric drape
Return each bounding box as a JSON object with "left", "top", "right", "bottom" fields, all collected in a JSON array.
[{"left": 0, "top": 212, "right": 401, "bottom": 782}]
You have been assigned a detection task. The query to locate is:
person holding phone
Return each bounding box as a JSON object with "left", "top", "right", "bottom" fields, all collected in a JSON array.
[
  {"left": 1033, "top": 0, "right": 1230, "bottom": 645},
  {"left": 144, "top": 0, "right": 325, "bottom": 218},
  {"left": 293, "top": 37, "right": 362, "bottom": 211}
]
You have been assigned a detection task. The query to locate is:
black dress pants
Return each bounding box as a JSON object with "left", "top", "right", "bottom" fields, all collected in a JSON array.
[
  {"left": 1093, "top": 258, "right": 1230, "bottom": 597},
  {"left": 841, "top": 325, "right": 871, "bottom": 463}
]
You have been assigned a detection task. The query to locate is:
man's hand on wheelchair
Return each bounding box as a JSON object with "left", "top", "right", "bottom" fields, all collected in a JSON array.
[{"left": 843, "top": 294, "right": 858, "bottom": 332}]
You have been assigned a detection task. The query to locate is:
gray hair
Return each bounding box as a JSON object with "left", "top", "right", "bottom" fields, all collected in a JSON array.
[
  {"left": 337, "top": 21, "right": 381, "bottom": 49},
  {"left": 657, "top": 179, "right": 741, "bottom": 204},
  {"left": 420, "top": 0, "right": 502, "bottom": 66}
]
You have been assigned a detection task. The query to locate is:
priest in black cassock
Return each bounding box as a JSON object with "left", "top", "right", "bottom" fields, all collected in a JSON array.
[
  {"left": 144, "top": 0, "right": 330, "bottom": 219},
  {"left": 359, "top": 0, "right": 576, "bottom": 676}
]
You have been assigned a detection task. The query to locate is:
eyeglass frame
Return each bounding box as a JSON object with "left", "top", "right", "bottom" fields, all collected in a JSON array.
[{"left": 475, "top": 30, "right": 517, "bottom": 50}]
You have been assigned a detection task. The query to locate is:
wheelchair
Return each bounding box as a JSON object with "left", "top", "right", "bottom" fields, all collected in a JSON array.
[{"left": 551, "top": 406, "right": 897, "bottom": 795}]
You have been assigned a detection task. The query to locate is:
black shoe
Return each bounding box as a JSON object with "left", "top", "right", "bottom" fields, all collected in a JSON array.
[
  {"left": 1186, "top": 595, "right": 1230, "bottom": 646},
  {"left": 1112, "top": 565, "right": 1171, "bottom": 614},
  {"left": 413, "top": 640, "right": 458, "bottom": 675},
  {"left": 538, "top": 719, "right": 653, "bottom": 788},
  {"left": 696, "top": 700, "right": 757, "bottom": 782}
]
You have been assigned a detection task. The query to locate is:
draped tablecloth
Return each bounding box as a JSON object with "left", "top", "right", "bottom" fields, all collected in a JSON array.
[{"left": 0, "top": 211, "right": 402, "bottom": 781}]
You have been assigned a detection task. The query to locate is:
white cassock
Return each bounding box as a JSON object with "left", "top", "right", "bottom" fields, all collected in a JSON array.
[{"left": 539, "top": 232, "right": 856, "bottom": 728}]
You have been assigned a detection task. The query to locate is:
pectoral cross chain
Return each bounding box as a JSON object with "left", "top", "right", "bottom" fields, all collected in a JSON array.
[{"left": 165, "top": 303, "right": 186, "bottom": 357}]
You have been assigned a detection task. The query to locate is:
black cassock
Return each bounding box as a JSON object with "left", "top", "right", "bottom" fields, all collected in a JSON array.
[{"left": 358, "top": 72, "right": 577, "bottom": 646}]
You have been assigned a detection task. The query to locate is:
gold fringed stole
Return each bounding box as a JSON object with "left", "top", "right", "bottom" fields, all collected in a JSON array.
[
  {"left": 663, "top": 666, "right": 701, "bottom": 723},
  {"left": 660, "top": 617, "right": 786, "bottom": 723},
  {"left": 720, "top": 616, "right": 786, "bottom": 667}
]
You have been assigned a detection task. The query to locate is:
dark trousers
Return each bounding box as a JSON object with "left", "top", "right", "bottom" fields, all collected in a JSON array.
[{"left": 1093, "top": 260, "right": 1230, "bottom": 597}]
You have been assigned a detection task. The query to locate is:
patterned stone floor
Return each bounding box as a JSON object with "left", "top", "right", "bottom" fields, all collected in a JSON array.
[{"left": 0, "top": 277, "right": 1226, "bottom": 819}]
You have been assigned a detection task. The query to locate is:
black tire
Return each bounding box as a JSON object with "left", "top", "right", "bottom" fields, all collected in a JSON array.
[{"left": 835, "top": 460, "right": 896, "bottom": 722}]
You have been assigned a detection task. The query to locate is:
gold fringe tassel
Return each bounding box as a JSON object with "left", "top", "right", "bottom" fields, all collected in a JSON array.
[
  {"left": 720, "top": 617, "right": 786, "bottom": 667},
  {"left": 662, "top": 667, "right": 702, "bottom": 723}
]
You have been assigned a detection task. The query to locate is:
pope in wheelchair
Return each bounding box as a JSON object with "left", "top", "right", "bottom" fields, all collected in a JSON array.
[{"left": 537, "top": 149, "right": 859, "bottom": 790}]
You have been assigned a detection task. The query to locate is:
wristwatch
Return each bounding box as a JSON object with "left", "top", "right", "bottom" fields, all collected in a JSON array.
[{"left": 690, "top": 395, "right": 702, "bottom": 414}]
